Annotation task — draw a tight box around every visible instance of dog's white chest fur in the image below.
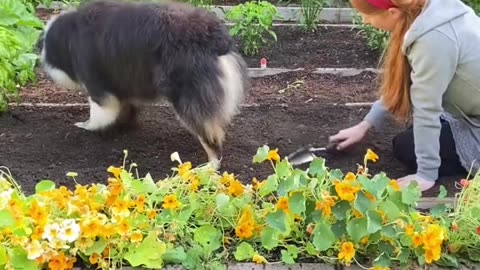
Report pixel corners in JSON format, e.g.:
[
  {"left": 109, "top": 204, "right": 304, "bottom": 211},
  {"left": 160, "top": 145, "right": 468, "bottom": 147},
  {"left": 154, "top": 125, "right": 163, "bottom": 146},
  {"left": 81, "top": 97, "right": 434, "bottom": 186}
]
[
  {"left": 40, "top": 49, "right": 80, "bottom": 91},
  {"left": 40, "top": 12, "right": 81, "bottom": 91}
]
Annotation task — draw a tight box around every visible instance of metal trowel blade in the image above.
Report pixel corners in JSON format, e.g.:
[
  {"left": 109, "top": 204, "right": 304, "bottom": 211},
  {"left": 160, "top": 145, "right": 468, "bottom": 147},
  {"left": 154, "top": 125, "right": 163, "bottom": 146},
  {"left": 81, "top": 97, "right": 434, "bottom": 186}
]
[
  {"left": 286, "top": 147, "right": 319, "bottom": 166},
  {"left": 286, "top": 142, "right": 339, "bottom": 166}
]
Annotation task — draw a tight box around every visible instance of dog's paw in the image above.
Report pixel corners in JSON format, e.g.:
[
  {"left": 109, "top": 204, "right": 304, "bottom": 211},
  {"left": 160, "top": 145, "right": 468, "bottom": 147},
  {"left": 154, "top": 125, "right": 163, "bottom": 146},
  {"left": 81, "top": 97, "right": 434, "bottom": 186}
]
[
  {"left": 74, "top": 121, "right": 88, "bottom": 129},
  {"left": 209, "top": 158, "right": 221, "bottom": 171},
  {"left": 74, "top": 120, "right": 98, "bottom": 131}
]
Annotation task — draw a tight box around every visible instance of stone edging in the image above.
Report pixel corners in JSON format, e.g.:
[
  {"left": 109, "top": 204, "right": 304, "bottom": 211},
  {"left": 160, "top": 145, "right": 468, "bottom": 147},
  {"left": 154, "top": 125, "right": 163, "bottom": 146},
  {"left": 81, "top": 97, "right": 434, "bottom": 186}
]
[
  {"left": 39, "top": 2, "right": 355, "bottom": 24},
  {"left": 213, "top": 6, "right": 354, "bottom": 23}
]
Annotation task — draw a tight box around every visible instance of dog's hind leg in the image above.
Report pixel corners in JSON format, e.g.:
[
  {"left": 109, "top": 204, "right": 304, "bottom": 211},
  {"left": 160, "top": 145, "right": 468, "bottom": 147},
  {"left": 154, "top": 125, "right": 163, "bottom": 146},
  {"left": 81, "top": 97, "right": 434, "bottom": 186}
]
[
  {"left": 174, "top": 111, "right": 225, "bottom": 169},
  {"left": 197, "top": 119, "right": 225, "bottom": 169},
  {"left": 115, "top": 101, "right": 140, "bottom": 130},
  {"left": 75, "top": 94, "right": 121, "bottom": 131}
]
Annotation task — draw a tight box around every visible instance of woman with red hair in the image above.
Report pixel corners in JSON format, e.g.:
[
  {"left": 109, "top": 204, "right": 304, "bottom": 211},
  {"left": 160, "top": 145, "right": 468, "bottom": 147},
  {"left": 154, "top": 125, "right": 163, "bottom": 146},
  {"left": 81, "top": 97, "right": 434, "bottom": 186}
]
[{"left": 329, "top": 0, "right": 480, "bottom": 192}]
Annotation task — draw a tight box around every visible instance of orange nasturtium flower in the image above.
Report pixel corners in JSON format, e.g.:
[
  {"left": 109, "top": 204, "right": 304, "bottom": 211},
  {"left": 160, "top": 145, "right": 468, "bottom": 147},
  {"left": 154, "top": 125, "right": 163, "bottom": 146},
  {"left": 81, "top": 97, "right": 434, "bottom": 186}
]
[
  {"left": 252, "top": 254, "right": 268, "bottom": 264},
  {"left": 267, "top": 149, "right": 280, "bottom": 162},
  {"left": 177, "top": 162, "right": 192, "bottom": 180},
  {"left": 364, "top": 149, "right": 379, "bottom": 163},
  {"left": 163, "top": 194, "right": 181, "bottom": 210},
  {"left": 338, "top": 241, "right": 355, "bottom": 265},
  {"left": 344, "top": 172, "right": 356, "bottom": 182},
  {"left": 389, "top": 180, "right": 401, "bottom": 191},
  {"left": 334, "top": 181, "right": 360, "bottom": 202},
  {"left": 235, "top": 206, "right": 256, "bottom": 240},
  {"left": 107, "top": 166, "right": 122, "bottom": 180},
  {"left": 315, "top": 195, "right": 336, "bottom": 217},
  {"left": 227, "top": 179, "right": 244, "bottom": 197},
  {"left": 275, "top": 197, "right": 289, "bottom": 213},
  {"left": 371, "top": 267, "right": 390, "bottom": 270},
  {"left": 130, "top": 232, "right": 143, "bottom": 243}
]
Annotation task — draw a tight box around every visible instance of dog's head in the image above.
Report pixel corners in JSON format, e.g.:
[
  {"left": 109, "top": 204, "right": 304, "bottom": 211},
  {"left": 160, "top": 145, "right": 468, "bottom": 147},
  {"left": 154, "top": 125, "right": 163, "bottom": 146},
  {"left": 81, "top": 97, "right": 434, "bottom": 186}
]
[
  {"left": 35, "top": 12, "right": 64, "bottom": 60},
  {"left": 35, "top": 9, "right": 82, "bottom": 91},
  {"left": 35, "top": 30, "right": 45, "bottom": 55}
]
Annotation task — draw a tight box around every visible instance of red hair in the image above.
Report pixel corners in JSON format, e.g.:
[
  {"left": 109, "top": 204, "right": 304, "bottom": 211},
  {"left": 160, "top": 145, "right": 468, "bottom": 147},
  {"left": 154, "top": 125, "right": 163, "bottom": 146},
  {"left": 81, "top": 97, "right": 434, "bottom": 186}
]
[{"left": 350, "top": 0, "right": 425, "bottom": 121}]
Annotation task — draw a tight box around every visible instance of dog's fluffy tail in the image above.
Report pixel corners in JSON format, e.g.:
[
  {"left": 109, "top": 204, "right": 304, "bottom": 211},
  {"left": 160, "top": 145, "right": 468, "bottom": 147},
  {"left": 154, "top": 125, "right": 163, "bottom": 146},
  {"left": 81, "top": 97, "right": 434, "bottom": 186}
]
[
  {"left": 216, "top": 51, "right": 250, "bottom": 124},
  {"left": 169, "top": 50, "right": 249, "bottom": 167}
]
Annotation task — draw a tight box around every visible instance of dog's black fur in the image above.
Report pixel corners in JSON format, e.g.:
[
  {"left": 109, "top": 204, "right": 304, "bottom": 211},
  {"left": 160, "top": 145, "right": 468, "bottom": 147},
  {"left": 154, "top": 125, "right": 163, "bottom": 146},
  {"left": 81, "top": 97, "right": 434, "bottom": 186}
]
[{"left": 38, "top": 0, "right": 249, "bottom": 166}]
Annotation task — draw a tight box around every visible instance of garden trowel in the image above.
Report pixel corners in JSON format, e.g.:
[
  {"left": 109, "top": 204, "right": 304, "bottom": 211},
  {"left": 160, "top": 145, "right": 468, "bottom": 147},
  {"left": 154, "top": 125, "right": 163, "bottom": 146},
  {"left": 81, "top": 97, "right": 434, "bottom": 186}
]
[{"left": 286, "top": 141, "right": 340, "bottom": 166}]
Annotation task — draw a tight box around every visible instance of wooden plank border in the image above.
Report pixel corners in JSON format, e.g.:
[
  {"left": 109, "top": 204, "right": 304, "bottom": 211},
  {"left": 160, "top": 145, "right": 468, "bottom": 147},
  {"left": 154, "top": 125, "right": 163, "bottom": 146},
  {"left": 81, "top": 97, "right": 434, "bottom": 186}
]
[
  {"left": 417, "top": 197, "right": 456, "bottom": 209},
  {"left": 72, "top": 261, "right": 478, "bottom": 270}
]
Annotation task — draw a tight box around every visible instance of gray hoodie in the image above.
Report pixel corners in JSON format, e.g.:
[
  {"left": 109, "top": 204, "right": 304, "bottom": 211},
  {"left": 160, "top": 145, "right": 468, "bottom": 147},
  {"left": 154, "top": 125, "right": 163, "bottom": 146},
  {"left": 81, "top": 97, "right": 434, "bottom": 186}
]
[{"left": 364, "top": 0, "right": 480, "bottom": 181}]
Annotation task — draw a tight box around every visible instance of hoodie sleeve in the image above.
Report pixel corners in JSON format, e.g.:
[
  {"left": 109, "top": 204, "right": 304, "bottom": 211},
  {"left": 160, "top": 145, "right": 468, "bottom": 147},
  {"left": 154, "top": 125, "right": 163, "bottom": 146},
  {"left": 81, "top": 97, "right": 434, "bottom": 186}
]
[
  {"left": 406, "top": 30, "right": 459, "bottom": 181},
  {"left": 364, "top": 98, "right": 391, "bottom": 131}
]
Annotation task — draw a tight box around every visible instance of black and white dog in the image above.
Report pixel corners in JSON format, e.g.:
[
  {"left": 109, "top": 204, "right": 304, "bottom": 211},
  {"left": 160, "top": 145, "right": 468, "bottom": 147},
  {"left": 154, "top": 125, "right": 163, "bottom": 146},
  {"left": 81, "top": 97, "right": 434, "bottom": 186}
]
[{"left": 37, "top": 0, "right": 249, "bottom": 167}]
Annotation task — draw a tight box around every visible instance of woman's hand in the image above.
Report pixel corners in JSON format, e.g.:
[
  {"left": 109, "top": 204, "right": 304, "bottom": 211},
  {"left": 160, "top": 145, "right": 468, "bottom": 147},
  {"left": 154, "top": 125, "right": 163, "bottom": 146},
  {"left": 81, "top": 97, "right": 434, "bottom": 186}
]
[{"left": 329, "top": 120, "right": 372, "bottom": 150}]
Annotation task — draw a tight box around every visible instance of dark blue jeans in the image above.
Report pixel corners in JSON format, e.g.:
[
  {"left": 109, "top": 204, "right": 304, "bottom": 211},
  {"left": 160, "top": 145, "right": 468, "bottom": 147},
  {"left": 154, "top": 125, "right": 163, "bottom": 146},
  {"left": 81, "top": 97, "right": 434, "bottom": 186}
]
[{"left": 392, "top": 120, "right": 467, "bottom": 177}]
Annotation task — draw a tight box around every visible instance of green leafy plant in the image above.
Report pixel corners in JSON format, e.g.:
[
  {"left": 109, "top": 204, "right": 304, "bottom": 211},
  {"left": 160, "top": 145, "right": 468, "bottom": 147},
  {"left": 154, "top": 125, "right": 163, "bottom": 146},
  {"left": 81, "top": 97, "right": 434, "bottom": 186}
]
[
  {"left": 225, "top": 1, "right": 281, "bottom": 56},
  {"left": 19, "top": 0, "right": 54, "bottom": 11},
  {"left": 352, "top": 11, "right": 389, "bottom": 51},
  {"left": 446, "top": 172, "right": 480, "bottom": 264},
  {"left": 323, "top": 0, "right": 350, "bottom": 7},
  {"left": 0, "top": 0, "right": 44, "bottom": 113},
  {"left": 351, "top": 0, "right": 480, "bottom": 51},
  {"left": 300, "top": 0, "right": 324, "bottom": 32},
  {"left": 2, "top": 146, "right": 477, "bottom": 270},
  {"left": 180, "top": 0, "right": 213, "bottom": 10},
  {"left": 462, "top": 0, "right": 480, "bottom": 14}
]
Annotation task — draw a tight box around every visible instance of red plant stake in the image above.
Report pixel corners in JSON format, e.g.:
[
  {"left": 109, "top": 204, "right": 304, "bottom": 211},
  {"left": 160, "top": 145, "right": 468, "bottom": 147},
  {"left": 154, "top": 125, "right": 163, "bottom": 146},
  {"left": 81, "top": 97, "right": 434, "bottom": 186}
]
[{"left": 260, "top": 58, "right": 267, "bottom": 68}]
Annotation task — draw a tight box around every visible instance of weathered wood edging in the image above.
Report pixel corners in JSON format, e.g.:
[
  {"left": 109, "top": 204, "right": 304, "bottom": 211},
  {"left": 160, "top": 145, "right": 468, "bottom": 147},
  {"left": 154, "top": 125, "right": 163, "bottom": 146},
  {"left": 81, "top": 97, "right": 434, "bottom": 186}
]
[
  {"left": 247, "top": 67, "right": 380, "bottom": 77},
  {"left": 71, "top": 262, "right": 479, "bottom": 270},
  {"left": 246, "top": 67, "right": 381, "bottom": 77}
]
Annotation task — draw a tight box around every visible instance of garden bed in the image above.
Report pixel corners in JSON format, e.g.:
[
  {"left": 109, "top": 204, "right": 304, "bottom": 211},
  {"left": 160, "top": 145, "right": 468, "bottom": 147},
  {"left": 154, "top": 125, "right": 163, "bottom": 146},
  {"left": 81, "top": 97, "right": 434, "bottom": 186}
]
[
  {"left": 4, "top": 66, "right": 464, "bottom": 203},
  {"left": 0, "top": 103, "right": 463, "bottom": 198}
]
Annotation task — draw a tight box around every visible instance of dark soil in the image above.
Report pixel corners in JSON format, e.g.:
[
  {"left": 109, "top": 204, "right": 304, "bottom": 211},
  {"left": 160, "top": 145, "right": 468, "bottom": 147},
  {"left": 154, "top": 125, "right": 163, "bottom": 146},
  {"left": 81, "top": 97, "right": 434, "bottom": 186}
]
[
  {"left": 19, "top": 69, "right": 380, "bottom": 105},
  {"left": 35, "top": 10, "right": 381, "bottom": 69},
  {"left": 0, "top": 104, "right": 463, "bottom": 198},
  {"left": 237, "top": 26, "right": 381, "bottom": 69}
]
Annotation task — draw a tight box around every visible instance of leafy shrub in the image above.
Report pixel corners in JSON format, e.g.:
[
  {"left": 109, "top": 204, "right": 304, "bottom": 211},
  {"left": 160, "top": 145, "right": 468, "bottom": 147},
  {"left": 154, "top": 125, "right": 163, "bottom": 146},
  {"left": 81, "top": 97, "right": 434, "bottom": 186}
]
[
  {"left": 18, "top": 0, "right": 48, "bottom": 11},
  {"left": 323, "top": 0, "right": 350, "bottom": 7},
  {"left": 180, "top": 0, "right": 213, "bottom": 9},
  {"left": 300, "top": 0, "right": 324, "bottom": 32},
  {"left": 462, "top": 0, "right": 480, "bottom": 14},
  {"left": 1, "top": 147, "right": 479, "bottom": 269},
  {"left": 225, "top": 1, "right": 281, "bottom": 56},
  {"left": 352, "top": 11, "right": 389, "bottom": 52},
  {"left": 353, "top": 0, "right": 479, "bottom": 52},
  {"left": 0, "top": 0, "right": 44, "bottom": 113},
  {"left": 447, "top": 176, "right": 480, "bottom": 263}
]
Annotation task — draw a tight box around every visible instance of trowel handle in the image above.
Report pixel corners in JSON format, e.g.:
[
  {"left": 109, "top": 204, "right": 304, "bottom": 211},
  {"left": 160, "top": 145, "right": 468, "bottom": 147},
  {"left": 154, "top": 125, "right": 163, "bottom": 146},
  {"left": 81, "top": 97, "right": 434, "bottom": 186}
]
[
  {"left": 325, "top": 141, "right": 339, "bottom": 151},
  {"left": 309, "top": 141, "right": 339, "bottom": 153}
]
